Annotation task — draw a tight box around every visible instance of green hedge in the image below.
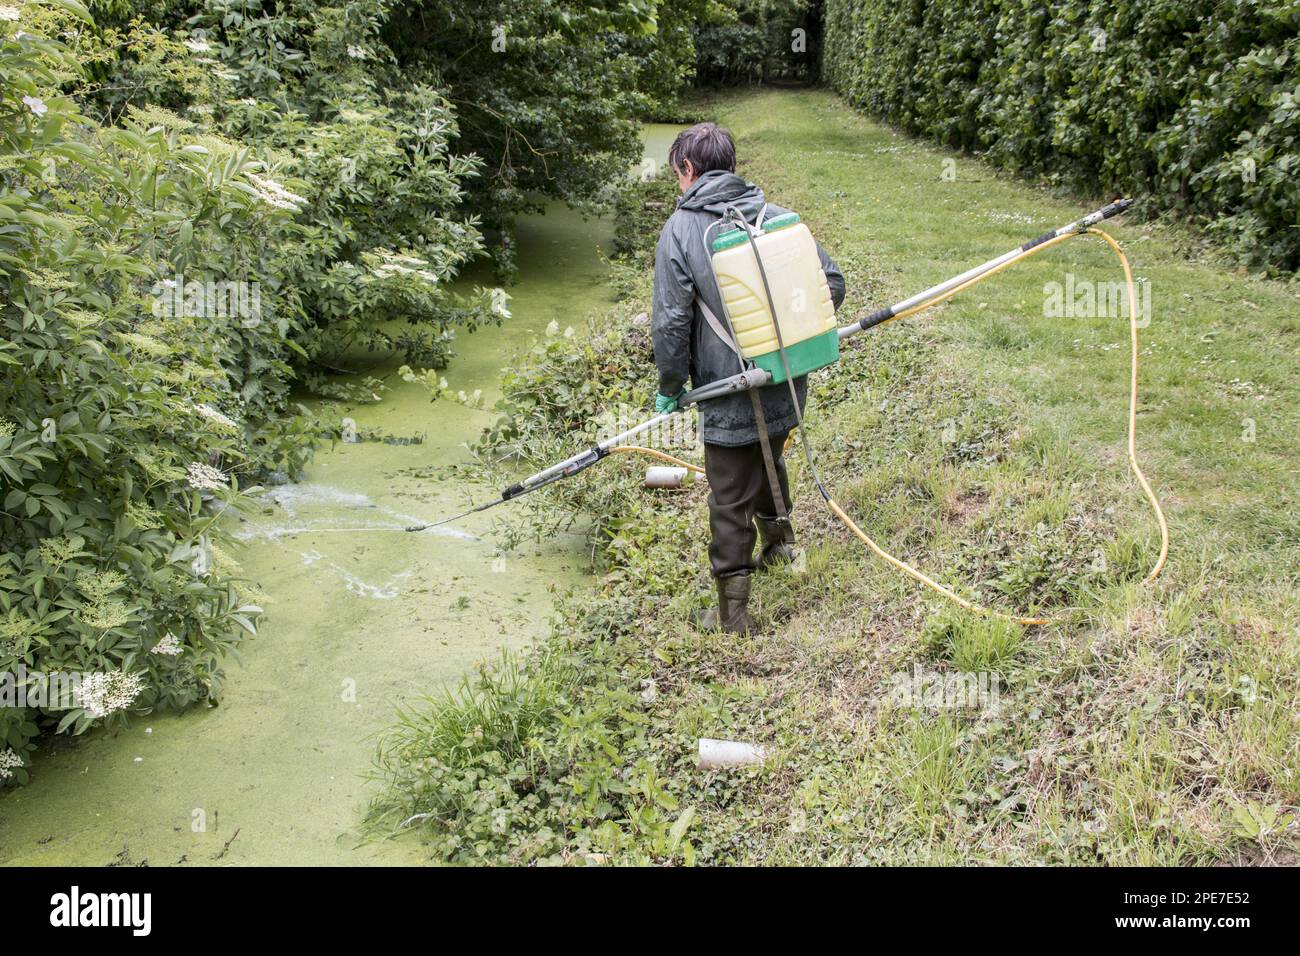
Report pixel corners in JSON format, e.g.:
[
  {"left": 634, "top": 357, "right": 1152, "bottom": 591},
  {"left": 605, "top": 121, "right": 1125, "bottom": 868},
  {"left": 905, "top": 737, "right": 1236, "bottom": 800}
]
[{"left": 823, "top": 0, "right": 1300, "bottom": 273}]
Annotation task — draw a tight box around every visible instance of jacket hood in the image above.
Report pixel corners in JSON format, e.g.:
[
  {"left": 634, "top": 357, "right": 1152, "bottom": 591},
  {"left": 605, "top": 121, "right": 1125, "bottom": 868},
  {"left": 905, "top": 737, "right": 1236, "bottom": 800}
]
[{"left": 676, "top": 170, "right": 767, "bottom": 219}]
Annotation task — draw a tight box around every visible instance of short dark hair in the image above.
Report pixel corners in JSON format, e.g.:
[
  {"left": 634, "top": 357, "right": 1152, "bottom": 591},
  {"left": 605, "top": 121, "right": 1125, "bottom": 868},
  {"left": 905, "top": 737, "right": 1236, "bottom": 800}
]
[{"left": 668, "top": 122, "right": 736, "bottom": 176}]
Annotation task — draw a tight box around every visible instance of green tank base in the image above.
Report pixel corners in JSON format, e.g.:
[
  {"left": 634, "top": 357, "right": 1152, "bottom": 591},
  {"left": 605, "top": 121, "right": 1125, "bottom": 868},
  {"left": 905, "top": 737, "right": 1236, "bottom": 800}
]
[{"left": 751, "top": 327, "right": 840, "bottom": 384}]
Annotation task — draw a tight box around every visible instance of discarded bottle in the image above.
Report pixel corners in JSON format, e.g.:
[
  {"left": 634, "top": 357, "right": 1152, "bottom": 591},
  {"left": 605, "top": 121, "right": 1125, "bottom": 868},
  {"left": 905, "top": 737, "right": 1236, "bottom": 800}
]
[
  {"left": 644, "top": 466, "right": 695, "bottom": 489},
  {"left": 697, "top": 738, "right": 768, "bottom": 770}
]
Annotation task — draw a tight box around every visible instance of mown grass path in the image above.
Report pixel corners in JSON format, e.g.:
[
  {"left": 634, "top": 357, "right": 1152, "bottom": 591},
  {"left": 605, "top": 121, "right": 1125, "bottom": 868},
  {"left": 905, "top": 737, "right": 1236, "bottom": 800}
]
[{"left": 698, "top": 88, "right": 1299, "bottom": 863}]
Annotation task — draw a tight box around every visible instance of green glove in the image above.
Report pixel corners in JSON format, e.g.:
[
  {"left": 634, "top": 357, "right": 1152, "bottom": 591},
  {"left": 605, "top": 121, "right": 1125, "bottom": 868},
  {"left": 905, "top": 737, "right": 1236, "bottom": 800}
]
[{"left": 655, "top": 389, "right": 686, "bottom": 414}]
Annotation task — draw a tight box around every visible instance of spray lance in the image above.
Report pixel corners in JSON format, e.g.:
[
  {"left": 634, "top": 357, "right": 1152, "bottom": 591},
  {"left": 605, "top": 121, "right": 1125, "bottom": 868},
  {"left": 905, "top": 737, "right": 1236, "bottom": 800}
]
[
  {"left": 404, "top": 367, "right": 770, "bottom": 530},
  {"left": 406, "top": 199, "right": 1166, "bottom": 626}
]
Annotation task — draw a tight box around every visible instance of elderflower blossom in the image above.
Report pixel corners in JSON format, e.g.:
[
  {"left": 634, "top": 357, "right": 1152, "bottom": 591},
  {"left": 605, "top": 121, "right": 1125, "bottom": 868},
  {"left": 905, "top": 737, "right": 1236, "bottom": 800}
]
[
  {"left": 151, "top": 633, "right": 183, "bottom": 657},
  {"left": 371, "top": 252, "right": 439, "bottom": 284},
  {"left": 245, "top": 172, "right": 306, "bottom": 211},
  {"left": 346, "top": 45, "right": 367, "bottom": 59},
  {"left": 77, "top": 671, "right": 146, "bottom": 719},
  {"left": 125, "top": 499, "right": 162, "bottom": 530},
  {"left": 186, "top": 461, "right": 227, "bottom": 491},
  {"left": 82, "top": 600, "right": 131, "bottom": 630},
  {"left": 0, "top": 614, "right": 37, "bottom": 658},
  {"left": 38, "top": 536, "right": 80, "bottom": 571},
  {"left": 0, "top": 7, "right": 20, "bottom": 22},
  {"left": 0, "top": 613, "right": 38, "bottom": 645},
  {"left": 194, "top": 403, "right": 238, "bottom": 432},
  {"left": 0, "top": 748, "right": 22, "bottom": 782},
  {"left": 0, "top": 417, "right": 16, "bottom": 439},
  {"left": 78, "top": 569, "right": 125, "bottom": 603}
]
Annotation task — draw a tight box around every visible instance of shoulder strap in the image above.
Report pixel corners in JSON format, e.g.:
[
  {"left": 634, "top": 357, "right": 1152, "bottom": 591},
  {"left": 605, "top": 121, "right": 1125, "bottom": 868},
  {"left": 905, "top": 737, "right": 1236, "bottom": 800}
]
[
  {"left": 697, "top": 209, "right": 763, "bottom": 373},
  {"left": 698, "top": 297, "right": 743, "bottom": 359}
]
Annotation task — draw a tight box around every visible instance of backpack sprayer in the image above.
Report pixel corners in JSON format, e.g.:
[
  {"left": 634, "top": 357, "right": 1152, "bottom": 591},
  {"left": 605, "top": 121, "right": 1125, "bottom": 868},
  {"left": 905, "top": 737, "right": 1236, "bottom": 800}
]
[{"left": 409, "top": 199, "right": 1168, "bottom": 626}]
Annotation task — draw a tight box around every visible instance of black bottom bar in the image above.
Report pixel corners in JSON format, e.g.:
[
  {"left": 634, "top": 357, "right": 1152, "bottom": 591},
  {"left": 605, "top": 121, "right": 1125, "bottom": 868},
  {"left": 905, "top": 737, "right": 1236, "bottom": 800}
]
[{"left": 5, "top": 863, "right": 1279, "bottom": 941}]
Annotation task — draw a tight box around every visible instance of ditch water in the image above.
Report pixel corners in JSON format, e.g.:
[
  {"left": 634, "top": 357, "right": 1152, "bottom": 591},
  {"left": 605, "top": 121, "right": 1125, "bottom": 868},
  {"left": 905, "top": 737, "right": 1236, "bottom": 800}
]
[{"left": 0, "top": 126, "right": 683, "bottom": 866}]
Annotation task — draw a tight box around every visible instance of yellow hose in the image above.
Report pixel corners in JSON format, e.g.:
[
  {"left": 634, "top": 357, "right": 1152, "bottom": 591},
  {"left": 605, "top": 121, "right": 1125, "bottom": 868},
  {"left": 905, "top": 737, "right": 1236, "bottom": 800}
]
[
  {"left": 612, "top": 445, "right": 705, "bottom": 474},
  {"left": 1088, "top": 228, "right": 1169, "bottom": 582},
  {"left": 615, "top": 226, "right": 1167, "bottom": 626}
]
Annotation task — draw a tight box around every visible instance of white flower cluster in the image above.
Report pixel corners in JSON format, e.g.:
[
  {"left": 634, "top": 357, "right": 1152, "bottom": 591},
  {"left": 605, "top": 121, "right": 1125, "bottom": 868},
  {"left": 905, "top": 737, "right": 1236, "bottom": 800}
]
[
  {"left": 151, "top": 633, "right": 183, "bottom": 656},
  {"left": 0, "top": 7, "right": 21, "bottom": 23},
  {"left": 490, "top": 287, "right": 512, "bottom": 318},
  {"left": 194, "top": 403, "right": 238, "bottom": 431},
  {"left": 346, "top": 44, "right": 367, "bottom": 59},
  {"left": 0, "top": 748, "right": 22, "bottom": 782},
  {"left": 245, "top": 172, "right": 306, "bottom": 212},
  {"left": 77, "top": 671, "right": 145, "bottom": 720},
  {"left": 186, "top": 461, "right": 227, "bottom": 491},
  {"left": 184, "top": 37, "right": 211, "bottom": 53},
  {"left": 371, "top": 252, "right": 439, "bottom": 284}
]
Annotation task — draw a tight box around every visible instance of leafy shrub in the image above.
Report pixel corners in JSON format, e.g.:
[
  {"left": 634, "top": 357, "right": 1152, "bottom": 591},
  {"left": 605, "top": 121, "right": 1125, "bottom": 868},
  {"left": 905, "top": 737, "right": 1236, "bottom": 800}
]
[
  {"left": 1, "top": 2, "right": 286, "bottom": 780},
  {"left": 695, "top": 0, "right": 820, "bottom": 86},
  {"left": 381, "top": 0, "right": 667, "bottom": 277},
  {"left": 822, "top": 0, "right": 1300, "bottom": 273},
  {"left": 0, "top": 0, "right": 507, "bottom": 783},
  {"left": 95, "top": 0, "right": 500, "bottom": 375}
]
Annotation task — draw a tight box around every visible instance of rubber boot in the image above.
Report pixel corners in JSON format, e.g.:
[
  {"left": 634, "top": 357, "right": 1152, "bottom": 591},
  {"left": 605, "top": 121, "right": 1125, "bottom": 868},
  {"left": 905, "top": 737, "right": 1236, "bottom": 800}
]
[
  {"left": 699, "top": 573, "right": 754, "bottom": 634},
  {"left": 755, "top": 513, "right": 797, "bottom": 570}
]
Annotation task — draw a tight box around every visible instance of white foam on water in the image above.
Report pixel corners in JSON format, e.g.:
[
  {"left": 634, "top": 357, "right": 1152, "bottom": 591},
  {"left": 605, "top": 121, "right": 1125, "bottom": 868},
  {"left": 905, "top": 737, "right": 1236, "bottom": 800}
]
[
  {"left": 335, "top": 566, "right": 413, "bottom": 600},
  {"left": 236, "top": 482, "right": 477, "bottom": 541},
  {"left": 265, "top": 483, "right": 374, "bottom": 517}
]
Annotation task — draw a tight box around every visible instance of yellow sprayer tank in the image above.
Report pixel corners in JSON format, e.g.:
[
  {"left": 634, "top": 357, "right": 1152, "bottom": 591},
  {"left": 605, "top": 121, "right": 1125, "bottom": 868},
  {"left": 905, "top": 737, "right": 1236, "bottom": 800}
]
[{"left": 710, "top": 212, "right": 838, "bottom": 383}]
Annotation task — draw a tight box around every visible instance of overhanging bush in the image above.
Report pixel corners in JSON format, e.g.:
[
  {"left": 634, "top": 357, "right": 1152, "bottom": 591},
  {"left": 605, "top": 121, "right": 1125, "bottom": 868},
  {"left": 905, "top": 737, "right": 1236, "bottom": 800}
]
[
  {"left": 822, "top": 0, "right": 1300, "bottom": 273},
  {"left": 1, "top": 0, "right": 494, "bottom": 782},
  {"left": 1, "top": 1, "right": 287, "bottom": 782}
]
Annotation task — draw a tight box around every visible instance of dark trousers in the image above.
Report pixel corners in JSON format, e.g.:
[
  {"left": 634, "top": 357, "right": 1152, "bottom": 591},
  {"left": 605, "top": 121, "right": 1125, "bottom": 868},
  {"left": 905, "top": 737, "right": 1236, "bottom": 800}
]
[{"left": 703, "top": 432, "right": 791, "bottom": 578}]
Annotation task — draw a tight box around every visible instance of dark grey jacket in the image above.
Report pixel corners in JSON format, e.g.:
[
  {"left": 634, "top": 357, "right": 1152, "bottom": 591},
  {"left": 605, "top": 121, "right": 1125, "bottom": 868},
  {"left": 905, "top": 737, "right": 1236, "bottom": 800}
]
[{"left": 651, "top": 170, "right": 846, "bottom": 446}]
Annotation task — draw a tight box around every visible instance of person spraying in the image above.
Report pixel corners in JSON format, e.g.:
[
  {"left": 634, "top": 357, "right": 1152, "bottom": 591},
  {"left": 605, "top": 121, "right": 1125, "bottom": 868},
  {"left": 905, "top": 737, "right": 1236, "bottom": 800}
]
[{"left": 651, "top": 123, "right": 846, "bottom": 633}]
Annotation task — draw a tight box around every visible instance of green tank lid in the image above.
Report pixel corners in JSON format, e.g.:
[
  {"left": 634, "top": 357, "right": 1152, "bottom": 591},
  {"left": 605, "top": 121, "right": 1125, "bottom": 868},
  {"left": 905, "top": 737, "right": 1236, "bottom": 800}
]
[
  {"left": 710, "top": 228, "right": 750, "bottom": 252},
  {"left": 762, "top": 212, "right": 801, "bottom": 232}
]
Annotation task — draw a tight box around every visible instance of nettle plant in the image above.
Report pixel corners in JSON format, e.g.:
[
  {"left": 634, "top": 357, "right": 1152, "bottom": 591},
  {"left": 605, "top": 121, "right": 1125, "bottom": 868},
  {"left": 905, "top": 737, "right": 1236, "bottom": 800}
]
[{"left": 0, "top": 4, "right": 300, "bottom": 782}]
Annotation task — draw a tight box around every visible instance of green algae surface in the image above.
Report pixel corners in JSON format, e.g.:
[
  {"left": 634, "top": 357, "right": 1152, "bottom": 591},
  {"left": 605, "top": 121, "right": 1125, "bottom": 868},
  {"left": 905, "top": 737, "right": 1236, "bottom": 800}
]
[
  {"left": 0, "top": 211, "right": 602, "bottom": 866},
  {"left": 0, "top": 126, "right": 680, "bottom": 866}
]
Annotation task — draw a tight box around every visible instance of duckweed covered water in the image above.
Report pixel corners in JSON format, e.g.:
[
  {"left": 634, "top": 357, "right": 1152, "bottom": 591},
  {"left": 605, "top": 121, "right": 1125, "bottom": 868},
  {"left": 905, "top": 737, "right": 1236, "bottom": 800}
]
[{"left": 0, "top": 126, "right": 680, "bottom": 866}]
